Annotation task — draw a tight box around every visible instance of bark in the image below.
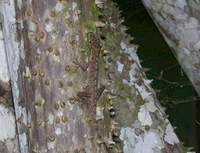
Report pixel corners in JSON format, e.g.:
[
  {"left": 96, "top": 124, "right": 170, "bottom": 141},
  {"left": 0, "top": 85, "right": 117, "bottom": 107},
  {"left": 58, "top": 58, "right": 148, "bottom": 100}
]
[
  {"left": 142, "top": 0, "right": 200, "bottom": 96},
  {"left": 1, "top": 0, "right": 184, "bottom": 152},
  {"left": 0, "top": 20, "right": 20, "bottom": 152}
]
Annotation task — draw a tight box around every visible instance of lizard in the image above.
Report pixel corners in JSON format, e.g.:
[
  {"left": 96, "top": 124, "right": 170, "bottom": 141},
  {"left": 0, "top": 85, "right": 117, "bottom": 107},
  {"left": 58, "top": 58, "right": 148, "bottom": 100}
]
[
  {"left": 74, "top": 32, "right": 117, "bottom": 152},
  {"left": 87, "top": 32, "right": 104, "bottom": 116},
  {"left": 74, "top": 32, "right": 105, "bottom": 117}
]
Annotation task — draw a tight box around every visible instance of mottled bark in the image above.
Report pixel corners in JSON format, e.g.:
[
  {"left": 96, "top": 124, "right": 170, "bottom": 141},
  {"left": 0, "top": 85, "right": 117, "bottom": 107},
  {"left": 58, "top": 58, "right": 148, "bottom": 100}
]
[
  {"left": 0, "top": 20, "right": 20, "bottom": 153},
  {"left": 1, "top": 0, "right": 184, "bottom": 153},
  {"left": 142, "top": 0, "right": 200, "bottom": 97},
  {"left": 1, "top": 1, "right": 29, "bottom": 152}
]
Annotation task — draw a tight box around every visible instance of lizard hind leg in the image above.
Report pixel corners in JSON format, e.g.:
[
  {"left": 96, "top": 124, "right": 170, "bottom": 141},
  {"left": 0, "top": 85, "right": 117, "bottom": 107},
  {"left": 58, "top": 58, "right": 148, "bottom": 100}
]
[
  {"left": 73, "top": 59, "right": 89, "bottom": 71},
  {"left": 97, "top": 85, "right": 106, "bottom": 101}
]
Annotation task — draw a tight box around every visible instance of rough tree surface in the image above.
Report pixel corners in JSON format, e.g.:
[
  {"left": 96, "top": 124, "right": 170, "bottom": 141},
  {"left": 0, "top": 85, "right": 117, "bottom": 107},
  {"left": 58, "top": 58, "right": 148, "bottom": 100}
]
[
  {"left": 142, "top": 0, "right": 200, "bottom": 96},
  {"left": 0, "top": 0, "right": 184, "bottom": 153},
  {"left": 0, "top": 23, "right": 20, "bottom": 152}
]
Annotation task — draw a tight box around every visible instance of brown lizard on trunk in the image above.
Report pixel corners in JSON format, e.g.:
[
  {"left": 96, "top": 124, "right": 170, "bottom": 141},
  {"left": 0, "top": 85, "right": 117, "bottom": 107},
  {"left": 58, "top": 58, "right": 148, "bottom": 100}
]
[
  {"left": 74, "top": 32, "right": 105, "bottom": 117},
  {"left": 87, "top": 32, "right": 103, "bottom": 116},
  {"left": 74, "top": 32, "right": 113, "bottom": 152}
]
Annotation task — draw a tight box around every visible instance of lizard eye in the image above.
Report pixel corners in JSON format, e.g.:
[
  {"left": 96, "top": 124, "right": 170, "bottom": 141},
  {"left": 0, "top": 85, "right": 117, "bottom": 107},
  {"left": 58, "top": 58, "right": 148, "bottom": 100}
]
[
  {"left": 100, "top": 35, "right": 106, "bottom": 40},
  {"left": 109, "top": 107, "right": 116, "bottom": 118}
]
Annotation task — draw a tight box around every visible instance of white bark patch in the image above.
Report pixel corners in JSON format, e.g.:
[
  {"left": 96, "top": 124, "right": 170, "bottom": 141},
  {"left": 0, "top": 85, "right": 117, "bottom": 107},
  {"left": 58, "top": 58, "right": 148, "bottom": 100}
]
[
  {"left": 47, "top": 142, "right": 55, "bottom": 150},
  {"left": 73, "top": 10, "right": 79, "bottom": 22},
  {"left": 17, "top": 0, "right": 23, "bottom": 9},
  {"left": 134, "top": 131, "right": 163, "bottom": 153},
  {"left": 72, "top": 2, "right": 77, "bottom": 10},
  {"left": 96, "top": 107, "right": 104, "bottom": 120},
  {"left": 129, "top": 63, "right": 138, "bottom": 84},
  {"left": 122, "top": 79, "right": 129, "bottom": 85},
  {"left": 142, "top": 0, "right": 152, "bottom": 8},
  {"left": 135, "top": 84, "right": 151, "bottom": 100},
  {"left": 143, "top": 79, "right": 152, "bottom": 87},
  {"left": 65, "top": 30, "right": 69, "bottom": 35},
  {"left": 120, "top": 127, "right": 137, "bottom": 153},
  {"left": 95, "top": 21, "right": 106, "bottom": 28},
  {"left": 24, "top": 66, "right": 31, "bottom": 78},
  {"left": 0, "top": 105, "right": 16, "bottom": 141},
  {"left": 45, "top": 22, "right": 54, "bottom": 32},
  {"left": 138, "top": 105, "right": 152, "bottom": 126},
  {"left": 194, "top": 40, "right": 200, "bottom": 51},
  {"left": 95, "top": 0, "right": 104, "bottom": 8},
  {"left": 145, "top": 95, "right": 154, "bottom": 104},
  {"left": 120, "top": 41, "right": 140, "bottom": 65},
  {"left": 120, "top": 41, "right": 127, "bottom": 50},
  {"left": 0, "top": 30, "right": 9, "bottom": 82},
  {"left": 75, "top": 35, "right": 79, "bottom": 42},
  {"left": 145, "top": 102, "right": 157, "bottom": 112},
  {"left": 164, "top": 124, "right": 179, "bottom": 145},
  {"left": 116, "top": 61, "right": 124, "bottom": 73},
  {"left": 57, "top": 111, "right": 63, "bottom": 117},
  {"left": 48, "top": 113, "right": 54, "bottom": 125},
  {"left": 175, "top": 0, "right": 187, "bottom": 8},
  {"left": 120, "top": 127, "right": 163, "bottom": 153},
  {"left": 55, "top": 128, "right": 62, "bottom": 135},
  {"left": 28, "top": 21, "right": 37, "bottom": 33},
  {"left": 184, "top": 17, "right": 199, "bottom": 29},
  {"left": 55, "top": 1, "right": 63, "bottom": 12},
  {"left": 51, "top": 54, "right": 60, "bottom": 63}
]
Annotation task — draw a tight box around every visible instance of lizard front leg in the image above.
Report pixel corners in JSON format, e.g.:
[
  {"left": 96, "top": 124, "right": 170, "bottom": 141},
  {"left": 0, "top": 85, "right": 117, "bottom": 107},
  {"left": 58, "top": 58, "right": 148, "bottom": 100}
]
[
  {"left": 73, "top": 59, "right": 89, "bottom": 71},
  {"left": 97, "top": 84, "right": 105, "bottom": 101}
]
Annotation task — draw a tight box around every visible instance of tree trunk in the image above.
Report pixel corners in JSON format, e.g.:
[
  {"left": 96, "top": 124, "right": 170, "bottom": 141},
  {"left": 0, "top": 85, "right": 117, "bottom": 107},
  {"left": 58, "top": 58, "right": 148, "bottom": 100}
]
[
  {"left": 142, "top": 0, "right": 200, "bottom": 96},
  {"left": 1, "top": 0, "right": 184, "bottom": 152},
  {"left": 0, "top": 21, "right": 20, "bottom": 152}
]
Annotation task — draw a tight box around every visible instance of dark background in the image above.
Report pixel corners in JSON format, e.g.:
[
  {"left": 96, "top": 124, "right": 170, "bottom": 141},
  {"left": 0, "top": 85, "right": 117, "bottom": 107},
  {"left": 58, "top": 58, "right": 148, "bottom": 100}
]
[{"left": 114, "top": 0, "right": 198, "bottom": 151}]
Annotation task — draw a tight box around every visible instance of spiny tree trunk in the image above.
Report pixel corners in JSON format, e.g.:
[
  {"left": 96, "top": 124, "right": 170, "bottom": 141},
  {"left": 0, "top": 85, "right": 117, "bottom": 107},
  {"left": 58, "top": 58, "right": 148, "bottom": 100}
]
[
  {"left": 142, "top": 0, "right": 200, "bottom": 97},
  {"left": 1, "top": 0, "right": 184, "bottom": 152}
]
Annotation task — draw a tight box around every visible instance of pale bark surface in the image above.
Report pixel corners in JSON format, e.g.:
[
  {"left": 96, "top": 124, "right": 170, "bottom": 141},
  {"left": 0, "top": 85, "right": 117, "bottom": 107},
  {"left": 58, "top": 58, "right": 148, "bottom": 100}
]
[
  {"left": 1, "top": 0, "right": 184, "bottom": 153},
  {"left": 142, "top": 0, "right": 200, "bottom": 96},
  {"left": 0, "top": 22, "right": 20, "bottom": 152}
]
